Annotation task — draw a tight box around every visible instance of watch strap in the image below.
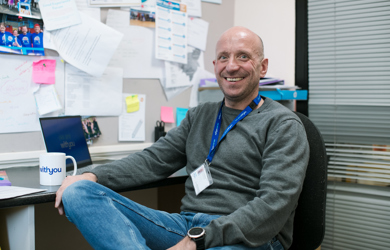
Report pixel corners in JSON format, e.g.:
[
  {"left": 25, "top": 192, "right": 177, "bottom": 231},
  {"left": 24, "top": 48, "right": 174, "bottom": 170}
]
[{"left": 192, "top": 235, "right": 205, "bottom": 250}]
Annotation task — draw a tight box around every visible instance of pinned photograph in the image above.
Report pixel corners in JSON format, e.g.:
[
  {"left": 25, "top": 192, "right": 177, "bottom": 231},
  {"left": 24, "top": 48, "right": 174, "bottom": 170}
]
[
  {"left": 81, "top": 116, "right": 102, "bottom": 144},
  {"left": 0, "top": 0, "right": 42, "bottom": 19},
  {"left": 0, "top": 13, "right": 45, "bottom": 56},
  {"left": 130, "top": 8, "right": 155, "bottom": 28}
]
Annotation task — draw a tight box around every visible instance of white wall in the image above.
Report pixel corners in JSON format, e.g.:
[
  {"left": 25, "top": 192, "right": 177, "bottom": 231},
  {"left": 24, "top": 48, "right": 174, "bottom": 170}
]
[{"left": 234, "top": 0, "right": 296, "bottom": 86}]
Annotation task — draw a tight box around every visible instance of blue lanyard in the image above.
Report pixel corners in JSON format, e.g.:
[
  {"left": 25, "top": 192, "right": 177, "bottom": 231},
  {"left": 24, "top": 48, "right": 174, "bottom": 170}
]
[{"left": 206, "top": 94, "right": 261, "bottom": 164}]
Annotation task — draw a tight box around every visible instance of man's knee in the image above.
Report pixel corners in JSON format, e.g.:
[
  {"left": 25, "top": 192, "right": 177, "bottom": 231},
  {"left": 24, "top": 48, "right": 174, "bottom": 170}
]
[{"left": 62, "top": 180, "right": 98, "bottom": 210}]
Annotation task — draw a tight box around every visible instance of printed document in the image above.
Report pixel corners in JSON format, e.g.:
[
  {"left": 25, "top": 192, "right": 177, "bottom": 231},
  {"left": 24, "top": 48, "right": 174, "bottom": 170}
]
[
  {"left": 39, "top": 0, "right": 82, "bottom": 31},
  {"left": 187, "top": 18, "right": 209, "bottom": 51},
  {"left": 88, "top": 0, "right": 141, "bottom": 7},
  {"left": 49, "top": 12, "right": 123, "bottom": 77},
  {"left": 156, "top": 0, "right": 188, "bottom": 64},
  {"left": 65, "top": 64, "right": 123, "bottom": 116},
  {"left": 76, "top": 0, "right": 101, "bottom": 21},
  {"left": 181, "top": 0, "right": 202, "bottom": 17}
]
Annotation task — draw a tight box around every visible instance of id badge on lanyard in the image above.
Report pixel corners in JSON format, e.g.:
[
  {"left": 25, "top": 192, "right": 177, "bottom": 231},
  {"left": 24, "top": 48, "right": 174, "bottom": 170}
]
[
  {"left": 190, "top": 94, "right": 261, "bottom": 195},
  {"left": 191, "top": 161, "right": 213, "bottom": 195}
]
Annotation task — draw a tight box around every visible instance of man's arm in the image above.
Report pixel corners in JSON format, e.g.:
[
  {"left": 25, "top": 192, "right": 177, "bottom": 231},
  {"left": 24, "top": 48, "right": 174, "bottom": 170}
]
[{"left": 88, "top": 107, "right": 196, "bottom": 190}]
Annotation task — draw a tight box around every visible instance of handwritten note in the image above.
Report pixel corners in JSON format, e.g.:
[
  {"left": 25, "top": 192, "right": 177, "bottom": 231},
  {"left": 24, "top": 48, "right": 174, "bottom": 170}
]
[
  {"left": 126, "top": 95, "right": 140, "bottom": 113},
  {"left": 32, "top": 60, "right": 56, "bottom": 84},
  {"left": 161, "top": 106, "right": 175, "bottom": 123}
]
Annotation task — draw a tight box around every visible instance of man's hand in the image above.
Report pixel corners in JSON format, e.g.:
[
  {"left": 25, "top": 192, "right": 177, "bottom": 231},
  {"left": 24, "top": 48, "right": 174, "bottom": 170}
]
[
  {"left": 55, "top": 173, "right": 97, "bottom": 216},
  {"left": 167, "top": 236, "right": 196, "bottom": 250}
]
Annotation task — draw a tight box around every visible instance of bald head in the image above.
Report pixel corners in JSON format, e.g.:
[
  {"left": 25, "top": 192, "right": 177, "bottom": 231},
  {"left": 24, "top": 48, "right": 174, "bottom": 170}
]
[{"left": 216, "top": 26, "right": 264, "bottom": 61}]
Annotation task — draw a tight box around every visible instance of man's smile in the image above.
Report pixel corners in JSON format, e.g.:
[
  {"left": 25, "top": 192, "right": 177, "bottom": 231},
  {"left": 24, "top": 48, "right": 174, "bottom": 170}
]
[{"left": 225, "top": 77, "right": 245, "bottom": 82}]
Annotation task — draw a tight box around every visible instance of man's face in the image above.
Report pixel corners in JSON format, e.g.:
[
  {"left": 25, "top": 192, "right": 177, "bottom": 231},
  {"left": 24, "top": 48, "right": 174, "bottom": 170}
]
[
  {"left": 22, "top": 27, "right": 27, "bottom": 34},
  {"left": 213, "top": 28, "right": 268, "bottom": 107},
  {"left": 0, "top": 25, "right": 5, "bottom": 33},
  {"left": 34, "top": 26, "right": 40, "bottom": 33}
]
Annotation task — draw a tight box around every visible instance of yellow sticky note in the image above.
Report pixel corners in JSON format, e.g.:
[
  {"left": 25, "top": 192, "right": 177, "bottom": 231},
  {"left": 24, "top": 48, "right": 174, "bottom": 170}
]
[{"left": 126, "top": 95, "right": 140, "bottom": 113}]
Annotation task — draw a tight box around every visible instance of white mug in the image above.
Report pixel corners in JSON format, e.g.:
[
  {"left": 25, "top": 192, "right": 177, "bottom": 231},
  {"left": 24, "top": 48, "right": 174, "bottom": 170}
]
[{"left": 39, "top": 153, "right": 77, "bottom": 186}]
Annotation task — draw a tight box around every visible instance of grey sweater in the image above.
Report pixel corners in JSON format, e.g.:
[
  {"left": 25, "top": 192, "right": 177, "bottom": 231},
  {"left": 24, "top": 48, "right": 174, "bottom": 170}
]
[{"left": 90, "top": 97, "right": 309, "bottom": 249}]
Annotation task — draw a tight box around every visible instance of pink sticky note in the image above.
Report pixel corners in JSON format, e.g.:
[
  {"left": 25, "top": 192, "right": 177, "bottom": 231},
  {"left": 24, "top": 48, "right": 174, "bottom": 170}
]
[
  {"left": 32, "top": 59, "right": 56, "bottom": 84},
  {"left": 161, "top": 106, "right": 175, "bottom": 123}
]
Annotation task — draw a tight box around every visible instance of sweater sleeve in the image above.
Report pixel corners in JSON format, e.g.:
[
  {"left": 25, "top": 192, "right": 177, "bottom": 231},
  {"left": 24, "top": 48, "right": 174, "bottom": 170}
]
[
  {"left": 203, "top": 119, "right": 310, "bottom": 248},
  {"left": 89, "top": 108, "right": 194, "bottom": 190}
]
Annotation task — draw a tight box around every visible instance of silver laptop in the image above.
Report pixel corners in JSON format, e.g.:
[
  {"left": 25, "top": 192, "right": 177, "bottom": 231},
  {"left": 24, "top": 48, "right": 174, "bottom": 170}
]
[{"left": 39, "top": 116, "right": 98, "bottom": 175}]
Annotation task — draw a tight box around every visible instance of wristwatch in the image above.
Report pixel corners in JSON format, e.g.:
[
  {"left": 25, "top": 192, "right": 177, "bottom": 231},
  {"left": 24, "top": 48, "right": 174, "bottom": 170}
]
[{"left": 187, "top": 227, "right": 206, "bottom": 250}]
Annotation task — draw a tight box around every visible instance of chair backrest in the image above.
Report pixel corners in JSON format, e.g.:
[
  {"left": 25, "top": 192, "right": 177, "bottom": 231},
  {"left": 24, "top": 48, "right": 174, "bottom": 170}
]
[{"left": 289, "top": 112, "right": 328, "bottom": 250}]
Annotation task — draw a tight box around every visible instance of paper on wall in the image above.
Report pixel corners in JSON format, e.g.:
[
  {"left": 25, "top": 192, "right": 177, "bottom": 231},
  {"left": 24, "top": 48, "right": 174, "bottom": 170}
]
[
  {"left": 49, "top": 12, "right": 123, "bottom": 77},
  {"left": 76, "top": 0, "right": 101, "bottom": 21},
  {"left": 88, "top": 0, "right": 141, "bottom": 7},
  {"left": 0, "top": 55, "right": 65, "bottom": 134},
  {"left": 155, "top": 0, "right": 188, "bottom": 64},
  {"left": 201, "top": 0, "right": 221, "bottom": 4},
  {"left": 165, "top": 45, "right": 204, "bottom": 88},
  {"left": 64, "top": 64, "right": 123, "bottom": 116},
  {"left": 106, "top": 9, "right": 164, "bottom": 79},
  {"left": 181, "top": 0, "right": 202, "bottom": 17},
  {"left": 160, "top": 77, "right": 191, "bottom": 101},
  {"left": 39, "top": 0, "right": 82, "bottom": 31},
  {"left": 187, "top": 17, "right": 208, "bottom": 51},
  {"left": 119, "top": 93, "right": 146, "bottom": 141},
  {"left": 34, "top": 84, "right": 62, "bottom": 115}
]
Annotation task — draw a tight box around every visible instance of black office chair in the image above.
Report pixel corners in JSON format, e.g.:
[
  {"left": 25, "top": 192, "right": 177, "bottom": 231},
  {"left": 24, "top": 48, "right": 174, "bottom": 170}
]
[{"left": 289, "top": 112, "right": 328, "bottom": 250}]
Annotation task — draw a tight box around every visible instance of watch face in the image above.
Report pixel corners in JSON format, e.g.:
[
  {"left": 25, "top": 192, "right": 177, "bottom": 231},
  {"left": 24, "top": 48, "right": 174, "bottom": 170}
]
[{"left": 188, "top": 227, "right": 205, "bottom": 238}]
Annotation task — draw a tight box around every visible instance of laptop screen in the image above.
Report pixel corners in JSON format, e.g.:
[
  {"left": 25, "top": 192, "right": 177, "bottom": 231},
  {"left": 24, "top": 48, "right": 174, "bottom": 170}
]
[{"left": 39, "top": 116, "right": 93, "bottom": 170}]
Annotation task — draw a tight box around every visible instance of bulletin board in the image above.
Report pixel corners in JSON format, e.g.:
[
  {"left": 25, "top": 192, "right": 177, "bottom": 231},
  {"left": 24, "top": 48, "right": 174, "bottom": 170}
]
[{"left": 0, "top": 2, "right": 235, "bottom": 154}]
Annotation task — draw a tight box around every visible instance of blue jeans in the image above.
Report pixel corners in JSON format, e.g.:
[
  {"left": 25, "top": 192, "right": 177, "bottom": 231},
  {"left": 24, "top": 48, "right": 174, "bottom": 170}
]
[{"left": 62, "top": 180, "right": 284, "bottom": 250}]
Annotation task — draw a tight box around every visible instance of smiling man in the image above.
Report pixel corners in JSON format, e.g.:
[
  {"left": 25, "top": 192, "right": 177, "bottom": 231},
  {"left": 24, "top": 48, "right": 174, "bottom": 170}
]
[
  {"left": 56, "top": 26, "right": 309, "bottom": 250},
  {"left": 214, "top": 27, "right": 267, "bottom": 110}
]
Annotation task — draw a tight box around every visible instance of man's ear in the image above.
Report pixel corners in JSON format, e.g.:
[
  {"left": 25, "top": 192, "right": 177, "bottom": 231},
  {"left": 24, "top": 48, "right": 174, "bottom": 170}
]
[
  {"left": 213, "top": 60, "right": 216, "bottom": 66},
  {"left": 259, "top": 58, "right": 269, "bottom": 78}
]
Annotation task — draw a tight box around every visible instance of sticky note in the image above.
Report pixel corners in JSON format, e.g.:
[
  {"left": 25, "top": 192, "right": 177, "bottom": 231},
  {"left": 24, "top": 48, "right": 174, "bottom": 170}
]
[
  {"left": 32, "top": 59, "right": 56, "bottom": 84},
  {"left": 161, "top": 106, "right": 175, "bottom": 123},
  {"left": 126, "top": 95, "right": 140, "bottom": 113},
  {"left": 176, "top": 107, "right": 188, "bottom": 126}
]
